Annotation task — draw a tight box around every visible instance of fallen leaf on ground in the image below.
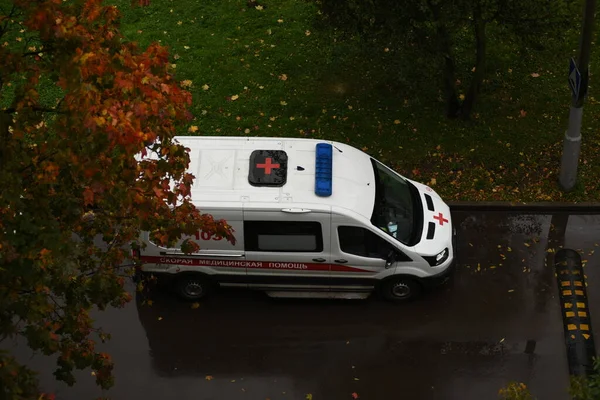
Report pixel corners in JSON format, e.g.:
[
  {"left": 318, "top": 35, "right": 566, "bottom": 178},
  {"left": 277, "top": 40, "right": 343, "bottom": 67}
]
[
  {"left": 191, "top": 302, "right": 200, "bottom": 309},
  {"left": 531, "top": 72, "right": 540, "bottom": 77},
  {"left": 508, "top": 289, "right": 515, "bottom": 293},
  {"left": 306, "top": 394, "right": 313, "bottom": 400},
  {"left": 351, "top": 393, "right": 359, "bottom": 399},
  {"left": 206, "top": 375, "right": 214, "bottom": 381}
]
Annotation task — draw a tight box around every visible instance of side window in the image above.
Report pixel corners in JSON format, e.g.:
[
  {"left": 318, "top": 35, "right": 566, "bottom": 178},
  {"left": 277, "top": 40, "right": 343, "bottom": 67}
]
[
  {"left": 244, "top": 221, "right": 323, "bottom": 252},
  {"left": 338, "top": 226, "right": 411, "bottom": 261}
]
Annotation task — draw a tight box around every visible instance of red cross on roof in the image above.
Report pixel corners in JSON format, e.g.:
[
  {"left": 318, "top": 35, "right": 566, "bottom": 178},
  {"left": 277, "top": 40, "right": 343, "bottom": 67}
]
[{"left": 256, "top": 158, "right": 280, "bottom": 175}]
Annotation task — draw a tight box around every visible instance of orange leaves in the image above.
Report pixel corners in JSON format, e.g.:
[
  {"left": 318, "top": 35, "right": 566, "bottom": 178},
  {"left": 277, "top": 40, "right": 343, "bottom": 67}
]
[
  {"left": 1, "top": 0, "right": 235, "bottom": 393},
  {"left": 83, "top": 188, "right": 94, "bottom": 206},
  {"left": 153, "top": 187, "right": 165, "bottom": 198},
  {"left": 94, "top": 116, "right": 106, "bottom": 127},
  {"left": 114, "top": 73, "right": 135, "bottom": 93},
  {"left": 78, "top": 52, "right": 95, "bottom": 64},
  {"left": 41, "top": 162, "right": 59, "bottom": 182}
]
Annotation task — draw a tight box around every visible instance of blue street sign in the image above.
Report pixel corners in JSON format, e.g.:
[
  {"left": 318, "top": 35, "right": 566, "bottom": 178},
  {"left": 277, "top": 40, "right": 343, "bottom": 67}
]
[{"left": 569, "top": 57, "right": 582, "bottom": 100}]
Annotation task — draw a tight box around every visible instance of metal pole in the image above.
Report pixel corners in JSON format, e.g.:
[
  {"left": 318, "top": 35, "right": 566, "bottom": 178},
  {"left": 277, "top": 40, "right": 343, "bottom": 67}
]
[{"left": 559, "top": 0, "right": 596, "bottom": 191}]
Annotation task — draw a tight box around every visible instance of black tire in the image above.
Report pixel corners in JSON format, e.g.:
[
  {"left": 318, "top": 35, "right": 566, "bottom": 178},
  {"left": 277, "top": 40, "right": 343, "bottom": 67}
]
[
  {"left": 379, "top": 277, "right": 422, "bottom": 302},
  {"left": 174, "top": 274, "right": 214, "bottom": 301}
]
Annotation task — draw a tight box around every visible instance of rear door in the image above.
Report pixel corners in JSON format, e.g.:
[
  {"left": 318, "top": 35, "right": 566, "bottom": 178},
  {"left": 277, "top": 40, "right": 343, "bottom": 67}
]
[
  {"left": 243, "top": 208, "right": 331, "bottom": 292},
  {"left": 139, "top": 208, "right": 247, "bottom": 286}
]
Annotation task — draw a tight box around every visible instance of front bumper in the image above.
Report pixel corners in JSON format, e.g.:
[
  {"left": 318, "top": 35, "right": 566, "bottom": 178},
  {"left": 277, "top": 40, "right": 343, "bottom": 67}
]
[{"left": 419, "top": 227, "right": 457, "bottom": 288}]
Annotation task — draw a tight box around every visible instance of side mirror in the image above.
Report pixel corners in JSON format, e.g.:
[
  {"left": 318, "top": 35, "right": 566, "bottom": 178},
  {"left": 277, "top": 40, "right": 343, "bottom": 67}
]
[{"left": 385, "top": 250, "right": 397, "bottom": 268}]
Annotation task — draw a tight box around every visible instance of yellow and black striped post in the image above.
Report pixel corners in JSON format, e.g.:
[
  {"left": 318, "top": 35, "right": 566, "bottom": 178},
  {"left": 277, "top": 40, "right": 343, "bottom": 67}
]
[{"left": 554, "top": 248, "right": 597, "bottom": 377}]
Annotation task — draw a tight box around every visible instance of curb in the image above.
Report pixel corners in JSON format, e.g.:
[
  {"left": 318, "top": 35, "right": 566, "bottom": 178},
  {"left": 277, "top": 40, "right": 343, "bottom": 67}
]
[{"left": 448, "top": 201, "right": 600, "bottom": 213}]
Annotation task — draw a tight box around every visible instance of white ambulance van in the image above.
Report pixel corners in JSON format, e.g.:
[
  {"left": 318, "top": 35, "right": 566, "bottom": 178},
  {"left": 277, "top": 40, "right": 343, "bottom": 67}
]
[{"left": 135, "top": 136, "right": 456, "bottom": 302}]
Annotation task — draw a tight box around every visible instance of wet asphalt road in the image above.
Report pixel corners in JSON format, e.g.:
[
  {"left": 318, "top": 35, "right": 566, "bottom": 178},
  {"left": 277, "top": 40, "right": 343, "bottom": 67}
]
[{"left": 6, "top": 211, "right": 600, "bottom": 400}]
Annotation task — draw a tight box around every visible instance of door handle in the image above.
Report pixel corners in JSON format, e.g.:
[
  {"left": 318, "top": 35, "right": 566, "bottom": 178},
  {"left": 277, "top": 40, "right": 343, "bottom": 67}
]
[
  {"left": 312, "top": 258, "right": 326, "bottom": 262},
  {"left": 334, "top": 259, "right": 348, "bottom": 263}
]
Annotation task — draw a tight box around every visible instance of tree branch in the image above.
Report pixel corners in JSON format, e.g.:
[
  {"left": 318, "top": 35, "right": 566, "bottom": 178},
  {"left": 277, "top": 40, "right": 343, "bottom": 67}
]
[
  {"left": 0, "top": 4, "right": 19, "bottom": 41},
  {"left": 22, "top": 50, "right": 49, "bottom": 57},
  {"left": 3, "top": 105, "right": 66, "bottom": 114},
  {"left": 18, "top": 149, "right": 60, "bottom": 174}
]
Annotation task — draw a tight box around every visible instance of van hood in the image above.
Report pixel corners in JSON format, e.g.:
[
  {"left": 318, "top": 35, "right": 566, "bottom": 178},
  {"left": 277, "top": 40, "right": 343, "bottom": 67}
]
[{"left": 406, "top": 179, "right": 453, "bottom": 256}]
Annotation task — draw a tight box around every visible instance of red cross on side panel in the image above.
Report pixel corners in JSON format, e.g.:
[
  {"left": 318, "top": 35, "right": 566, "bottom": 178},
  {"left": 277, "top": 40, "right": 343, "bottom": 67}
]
[
  {"left": 256, "top": 158, "right": 280, "bottom": 174},
  {"left": 433, "top": 212, "right": 449, "bottom": 226}
]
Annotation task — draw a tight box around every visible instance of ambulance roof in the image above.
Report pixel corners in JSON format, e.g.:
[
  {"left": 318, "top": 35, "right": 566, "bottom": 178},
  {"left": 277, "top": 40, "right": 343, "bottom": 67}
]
[{"left": 171, "top": 136, "right": 376, "bottom": 220}]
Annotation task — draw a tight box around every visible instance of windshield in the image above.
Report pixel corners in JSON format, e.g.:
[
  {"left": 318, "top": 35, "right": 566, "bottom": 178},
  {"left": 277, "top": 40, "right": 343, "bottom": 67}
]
[{"left": 370, "top": 159, "right": 417, "bottom": 245}]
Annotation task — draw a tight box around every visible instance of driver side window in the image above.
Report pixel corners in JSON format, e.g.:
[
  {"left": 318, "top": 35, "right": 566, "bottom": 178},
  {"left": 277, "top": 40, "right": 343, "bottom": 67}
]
[{"left": 338, "top": 226, "right": 410, "bottom": 260}]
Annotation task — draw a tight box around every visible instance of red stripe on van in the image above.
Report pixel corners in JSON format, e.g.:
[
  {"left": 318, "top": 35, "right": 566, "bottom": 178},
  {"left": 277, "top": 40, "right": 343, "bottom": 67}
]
[{"left": 139, "top": 256, "right": 371, "bottom": 273}]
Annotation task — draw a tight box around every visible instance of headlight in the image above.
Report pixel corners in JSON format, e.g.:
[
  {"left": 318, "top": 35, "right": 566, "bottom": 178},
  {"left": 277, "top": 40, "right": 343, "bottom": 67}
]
[{"left": 423, "top": 248, "right": 449, "bottom": 266}]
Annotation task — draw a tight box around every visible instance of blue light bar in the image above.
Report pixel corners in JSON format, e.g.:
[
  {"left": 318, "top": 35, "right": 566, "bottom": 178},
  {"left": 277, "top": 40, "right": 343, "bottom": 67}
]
[{"left": 315, "top": 143, "right": 333, "bottom": 197}]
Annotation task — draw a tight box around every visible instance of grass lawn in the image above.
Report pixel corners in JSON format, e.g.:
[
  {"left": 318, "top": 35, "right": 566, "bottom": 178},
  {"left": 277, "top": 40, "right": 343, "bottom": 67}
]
[{"left": 10, "top": 0, "right": 600, "bottom": 203}]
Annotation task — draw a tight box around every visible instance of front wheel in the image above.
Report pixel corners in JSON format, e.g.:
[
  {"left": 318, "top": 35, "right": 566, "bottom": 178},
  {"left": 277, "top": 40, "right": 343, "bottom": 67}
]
[
  {"left": 379, "top": 277, "right": 422, "bottom": 302},
  {"left": 174, "top": 275, "right": 214, "bottom": 301}
]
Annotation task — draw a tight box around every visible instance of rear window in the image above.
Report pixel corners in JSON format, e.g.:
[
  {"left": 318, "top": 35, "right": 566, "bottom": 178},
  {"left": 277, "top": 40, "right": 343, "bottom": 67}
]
[{"left": 244, "top": 221, "right": 323, "bottom": 252}]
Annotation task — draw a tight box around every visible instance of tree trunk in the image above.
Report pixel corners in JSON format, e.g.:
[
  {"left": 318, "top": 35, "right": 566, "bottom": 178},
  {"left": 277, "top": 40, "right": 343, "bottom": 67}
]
[
  {"left": 435, "top": 22, "right": 461, "bottom": 118},
  {"left": 0, "top": 111, "right": 11, "bottom": 169},
  {"left": 425, "top": 0, "right": 460, "bottom": 118},
  {"left": 461, "top": 1, "right": 487, "bottom": 120},
  {"left": 442, "top": 52, "right": 461, "bottom": 118}
]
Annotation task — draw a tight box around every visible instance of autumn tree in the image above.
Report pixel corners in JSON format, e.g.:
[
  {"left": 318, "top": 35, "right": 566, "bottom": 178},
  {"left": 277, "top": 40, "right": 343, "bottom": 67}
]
[
  {"left": 0, "top": 0, "right": 234, "bottom": 397},
  {"left": 318, "top": 0, "right": 578, "bottom": 119}
]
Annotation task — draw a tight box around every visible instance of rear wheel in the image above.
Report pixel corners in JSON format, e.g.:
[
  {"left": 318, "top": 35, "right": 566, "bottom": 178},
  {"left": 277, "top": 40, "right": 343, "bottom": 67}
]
[
  {"left": 379, "top": 277, "right": 421, "bottom": 302},
  {"left": 174, "top": 275, "right": 214, "bottom": 301}
]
